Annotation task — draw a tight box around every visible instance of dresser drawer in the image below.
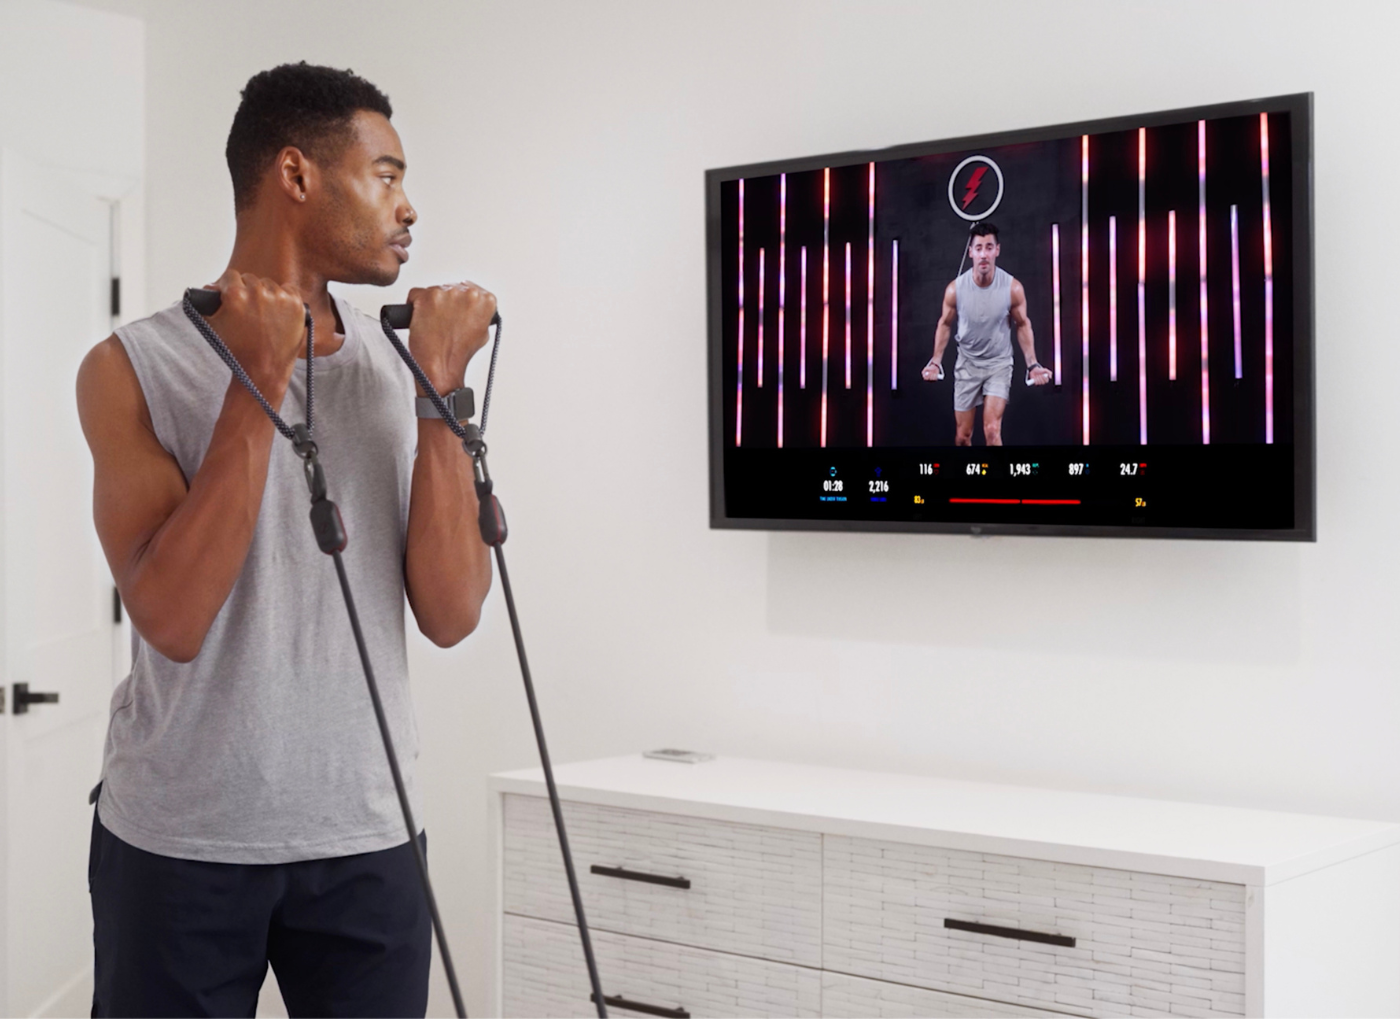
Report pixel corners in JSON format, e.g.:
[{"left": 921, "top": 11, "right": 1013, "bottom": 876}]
[
  {"left": 823, "top": 836, "right": 1246, "bottom": 1018},
  {"left": 504, "top": 794, "right": 823, "bottom": 966},
  {"left": 503, "top": 914, "right": 822, "bottom": 1018},
  {"left": 820, "top": 971, "right": 1079, "bottom": 1018}
]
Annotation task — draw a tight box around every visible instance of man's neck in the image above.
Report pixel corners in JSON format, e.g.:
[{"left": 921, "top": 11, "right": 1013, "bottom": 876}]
[
  {"left": 972, "top": 266, "right": 996, "bottom": 288},
  {"left": 227, "top": 216, "right": 344, "bottom": 356}
]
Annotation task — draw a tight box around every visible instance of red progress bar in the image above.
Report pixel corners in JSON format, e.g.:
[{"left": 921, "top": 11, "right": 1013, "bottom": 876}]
[{"left": 947, "top": 498, "right": 1082, "bottom": 506}]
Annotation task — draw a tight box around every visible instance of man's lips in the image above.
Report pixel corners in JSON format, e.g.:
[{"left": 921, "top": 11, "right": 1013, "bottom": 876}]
[{"left": 389, "top": 235, "right": 412, "bottom": 263}]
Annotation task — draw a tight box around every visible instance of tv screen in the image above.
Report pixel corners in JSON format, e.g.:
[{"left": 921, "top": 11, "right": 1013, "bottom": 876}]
[{"left": 706, "top": 94, "right": 1314, "bottom": 540}]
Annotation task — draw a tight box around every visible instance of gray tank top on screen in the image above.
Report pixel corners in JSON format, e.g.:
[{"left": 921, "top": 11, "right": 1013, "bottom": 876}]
[
  {"left": 99, "top": 296, "right": 420, "bottom": 864},
  {"left": 954, "top": 266, "right": 1015, "bottom": 366}
]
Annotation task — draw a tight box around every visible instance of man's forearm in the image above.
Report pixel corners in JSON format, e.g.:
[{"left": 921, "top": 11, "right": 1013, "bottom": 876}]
[
  {"left": 124, "top": 382, "right": 281, "bottom": 662},
  {"left": 404, "top": 419, "right": 492, "bottom": 647},
  {"left": 931, "top": 322, "right": 952, "bottom": 362},
  {"left": 1017, "top": 327, "right": 1039, "bottom": 367}
]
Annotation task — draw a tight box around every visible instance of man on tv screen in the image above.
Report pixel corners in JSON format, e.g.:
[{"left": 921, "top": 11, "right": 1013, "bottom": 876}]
[{"left": 921, "top": 221, "right": 1052, "bottom": 444}]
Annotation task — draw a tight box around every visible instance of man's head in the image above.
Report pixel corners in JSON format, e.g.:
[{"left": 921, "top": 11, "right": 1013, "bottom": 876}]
[
  {"left": 226, "top": 62, "right": 414, "bottom": 286},
  {"left": 967, "top": 221, "right": 1000, "bottom": 278}
]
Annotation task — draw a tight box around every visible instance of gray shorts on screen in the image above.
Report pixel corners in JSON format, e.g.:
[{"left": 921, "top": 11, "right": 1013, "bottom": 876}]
[{"left": 954, "top": 356, "right": 1014, "bottom": 412}]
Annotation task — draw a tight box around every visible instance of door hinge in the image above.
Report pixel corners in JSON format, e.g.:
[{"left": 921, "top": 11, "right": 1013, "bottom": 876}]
[{"left": 110, "top": 277, "right": 121, "bottom": 319}]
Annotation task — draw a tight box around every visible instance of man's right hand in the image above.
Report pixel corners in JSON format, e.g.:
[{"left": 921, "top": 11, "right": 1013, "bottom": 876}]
[
  {"left": 200, "top": 269, "right": 307, "bottom": 400},
  {"left": 921, "top": 357, "right": 945, "bottom": 382}
]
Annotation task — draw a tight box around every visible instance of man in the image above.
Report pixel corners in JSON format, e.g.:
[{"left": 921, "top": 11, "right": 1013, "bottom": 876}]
[
  {"left": 75, "top": 63, "right": 493, "bottom": 1016},
  {"left": 921, "top": 221, "right": 1051, "bottom": 444}
]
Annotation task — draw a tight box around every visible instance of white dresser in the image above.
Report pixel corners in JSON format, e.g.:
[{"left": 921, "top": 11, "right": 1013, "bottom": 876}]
[{"left": 489, "top": 756, "right": 1400, "bottom": 1018}]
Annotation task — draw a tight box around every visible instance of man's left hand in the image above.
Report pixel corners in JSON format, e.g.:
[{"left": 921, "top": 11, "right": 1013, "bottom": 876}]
[
  {"left": 1028, "top": 365, "right": 1052, "bottom": 386},
  {"left": 405, "top": 282, "right": 497, "bottom": 394}
]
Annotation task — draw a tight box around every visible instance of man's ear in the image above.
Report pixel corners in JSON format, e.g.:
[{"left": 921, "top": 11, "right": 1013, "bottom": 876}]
[{"left": 274, "top": 146, "right": 315, "bottom": 204}]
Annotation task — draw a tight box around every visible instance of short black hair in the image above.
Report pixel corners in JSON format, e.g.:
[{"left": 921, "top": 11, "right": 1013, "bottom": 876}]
[
  {"left": 968, "top": 220, "right": 1000, "bottom": 242},
  {"left": 226, "top": 62, "right": 393, "bottom": 212}
]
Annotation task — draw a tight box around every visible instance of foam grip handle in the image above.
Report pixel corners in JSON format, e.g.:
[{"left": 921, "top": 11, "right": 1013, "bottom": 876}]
[
  {"left": 381, "top": 304, "right": 503, "bottom": 330},
  {"left": 185, "top": 287, "right": 312, "bottom": 327},
  {"left": 186, "top": 288, "right": 221, "bottom": 315}
]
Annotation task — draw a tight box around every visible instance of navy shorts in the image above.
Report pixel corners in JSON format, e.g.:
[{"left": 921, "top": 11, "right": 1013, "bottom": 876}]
[{"left": 89, "top": 810, "right": 431, "bottom": 1018}]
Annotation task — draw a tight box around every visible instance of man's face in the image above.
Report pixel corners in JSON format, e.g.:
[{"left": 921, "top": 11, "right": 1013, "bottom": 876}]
[
  {"left": 969, "top": 233, "right": 999, "bottom": 275},
  {"left": 305, "top": 110, "right": 415, "bottom": 287}
]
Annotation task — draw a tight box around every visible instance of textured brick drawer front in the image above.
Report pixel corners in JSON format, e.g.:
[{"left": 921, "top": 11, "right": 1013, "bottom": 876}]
[
  {"left": 505, "top": 794, "right": 823, "bottom": 966},
  {"left": 821, "top": 971, "right": 1080, "bottom": 1018},
  {"left": 823, "top": 836, "right": 1246, "bottom": 1018},
  {"left": 504, "top": 914, "right": 822, "bottom": 1018}
]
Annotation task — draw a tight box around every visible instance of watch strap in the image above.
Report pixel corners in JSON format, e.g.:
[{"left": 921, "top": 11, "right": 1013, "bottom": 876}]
[{"left": 416, "top": 387, "right": 475, "bottom": 422}]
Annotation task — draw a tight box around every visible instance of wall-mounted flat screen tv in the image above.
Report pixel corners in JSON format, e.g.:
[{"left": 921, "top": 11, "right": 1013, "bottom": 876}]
[{"left": 707, "top": 93, "right": 1314, "bottom": 540}]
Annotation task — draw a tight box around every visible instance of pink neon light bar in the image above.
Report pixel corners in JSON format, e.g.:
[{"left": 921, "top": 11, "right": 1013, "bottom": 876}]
[
  {"left": 1052, "top": 223, "right": 1062, "bottom": 385},
  {"left": 778, "top": 173, "right": 786, "bottom": 448},
  {"left": 736, "top": 178, "right": 744, "bottom": 446},
  {"left": 800, "top": 247, "right": 807, "bottom": 390},
  {"left": 821, "top": 168, "right": 830, "bottom": 448},
  {"left": 891, "top": 240, "right": 899, "bottom": 390},
  {"left": 1109, "top": 214, "right": 1118, "bottom": 383},
  {"left": 1168, "top": 208, "right": 1177, "bottom": 381},
  {"left": 1261, "top": 113, "right": 1274, "bottom": 444},
  {"left": 844, "top": 242, "right": 852, "bottom": 390},
  {"left": 866, "top": 162, "right": 874, "bottom": 447},
  {"left": 1198, "top": 120, "right": 1210, "bottom": 445},
  {"left": 757, "top": 248, "right": 765, "bottom": 388},
  {"left": 1230, "top": 204, "right": 1242, "bottom": 380},
  {"left": 1081, "top": 135, "right": 1089, "bottom": 445},
  {"left": 1138, "top": 128, "right": 1147, "bottom": 444}
]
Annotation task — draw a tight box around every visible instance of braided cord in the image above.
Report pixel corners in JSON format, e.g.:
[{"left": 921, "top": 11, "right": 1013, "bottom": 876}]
[
  {"left": 182, "top": 295, "right": 313, "bottom": 441},
  {"left": 379, "top": 311, "right": 502, "bottom": 439}
]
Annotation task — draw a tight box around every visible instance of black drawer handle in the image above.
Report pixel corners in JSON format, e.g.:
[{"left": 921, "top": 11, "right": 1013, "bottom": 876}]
[
  {"left": 944, "top": 918, "right": 1076, "bottom": 948},
  {"left": 590, "top": 865, "right": 691, "bottom": 890},
  {"left": 593, "top": 992, "right": 690, "bottom": 1018}
]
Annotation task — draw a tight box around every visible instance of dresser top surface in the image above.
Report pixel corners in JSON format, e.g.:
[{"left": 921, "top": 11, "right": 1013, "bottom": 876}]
[{"left": 491, "top": 755, "right": 1400, "bottom": 885}]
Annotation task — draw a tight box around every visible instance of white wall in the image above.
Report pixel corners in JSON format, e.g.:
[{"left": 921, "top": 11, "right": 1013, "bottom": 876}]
[{"left": 138, "top": 2, "right": 1400, "bottom": 1014}]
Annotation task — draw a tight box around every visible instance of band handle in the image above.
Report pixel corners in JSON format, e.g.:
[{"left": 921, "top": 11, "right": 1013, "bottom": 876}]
[{"left": 382, "top": 303, "right": 502, "bottom": 330}]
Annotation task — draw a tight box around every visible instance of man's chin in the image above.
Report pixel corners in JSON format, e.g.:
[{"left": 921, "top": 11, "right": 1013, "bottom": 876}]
[{"left": 337, "top": 262, "right": 402, "bottom": 288}]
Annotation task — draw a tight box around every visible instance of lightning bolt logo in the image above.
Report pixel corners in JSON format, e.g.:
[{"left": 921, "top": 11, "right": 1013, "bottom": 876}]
[{"left": 962, "top": 166, "right": 989, "bottom": 210}]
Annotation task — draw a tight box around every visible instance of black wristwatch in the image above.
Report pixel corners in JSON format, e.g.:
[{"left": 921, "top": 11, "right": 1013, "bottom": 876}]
[{"left": 416, "top": 387, "right": 475, "bottom": 422}]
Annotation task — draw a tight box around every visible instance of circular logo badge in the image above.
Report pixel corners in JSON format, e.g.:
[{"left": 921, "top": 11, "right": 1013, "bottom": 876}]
[{"left": 947, "top": 155, "right": 1004, "bottom": 222}]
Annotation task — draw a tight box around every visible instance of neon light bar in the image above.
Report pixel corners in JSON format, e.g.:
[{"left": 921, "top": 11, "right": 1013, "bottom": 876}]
[
  {"left": 1138, "top": 128, "right": 1147, "bottom": 444},
  {"left": 867, "top": 162, "right": 874, "bottom": 447},
  {"left": 844, "top": 242, "right": 852, "bottom": 389},
  {"left": 1231, "top": 204, "right": 1242, "bottom": 380},
  {"left": 1052, "top": 223, "right": 1063, "bottom": 385},
  {"left": 1198, "top": 120, "right": 1210, "bottom": 445},
  {"left": 822, "top": 167, "right": 830, "bottom": 448},
  {"left": 1109, "top": 214, "right": 1118, "bottom": 382},
  {"left": 1168, "top": 208, "right": 1177, "bottom": 381},
  {"left": 891, "top": 240, "right": 899, "bottom": 390},
  {"left": 1261, "top": 113, "right": 1274, "bottom": 444},
  {"left": 800, "top": 246, "right": 807, "bottom": 389},
  {"left": 1081, "top": 134, "right": 1089, "bottom": 445},
  {"left": 757, "top": 248, "right": 765, "bottom": 388},
  {"left": 778, "top": 173, "right": 786, "bottom": 447},
  {"left": 736, "top": 178, "right": 744, "bottom": 446}
]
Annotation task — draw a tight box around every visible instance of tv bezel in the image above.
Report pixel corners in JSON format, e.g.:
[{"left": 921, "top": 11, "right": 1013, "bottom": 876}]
[{"left": 705, "top": 92, "right": 1315, "bottom": 542}]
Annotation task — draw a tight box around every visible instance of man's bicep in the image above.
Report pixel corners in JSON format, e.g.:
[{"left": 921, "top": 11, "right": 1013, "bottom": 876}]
[{"left": 76, "top": 336, "right": 188, "bottom": 586}]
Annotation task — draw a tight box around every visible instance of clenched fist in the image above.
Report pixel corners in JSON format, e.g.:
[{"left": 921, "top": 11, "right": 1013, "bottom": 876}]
[
  {"left": 405, "top": 282, "right": 497, "bottom": 395},
  {"left": 201, "top": 269, "right": 307, "bottom": 402}
]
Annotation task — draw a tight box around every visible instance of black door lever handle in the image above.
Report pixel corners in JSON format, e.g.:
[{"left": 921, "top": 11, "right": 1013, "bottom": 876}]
[{"left": 13, "top": 683, "right": 59, "bottom": 714}]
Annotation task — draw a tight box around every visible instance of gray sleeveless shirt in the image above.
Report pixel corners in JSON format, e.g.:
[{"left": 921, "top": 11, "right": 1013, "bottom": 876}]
[
  {"left": 99, "top": 296, "right": 421, "bottom": 864},
  {"left": 954, "top": 266, "right": 1015, "bottom": 366}
]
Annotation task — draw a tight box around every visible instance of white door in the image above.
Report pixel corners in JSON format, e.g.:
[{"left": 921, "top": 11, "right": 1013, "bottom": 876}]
[{"left": 0, "top": 149, "right": 116, "bottom": 1017}]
